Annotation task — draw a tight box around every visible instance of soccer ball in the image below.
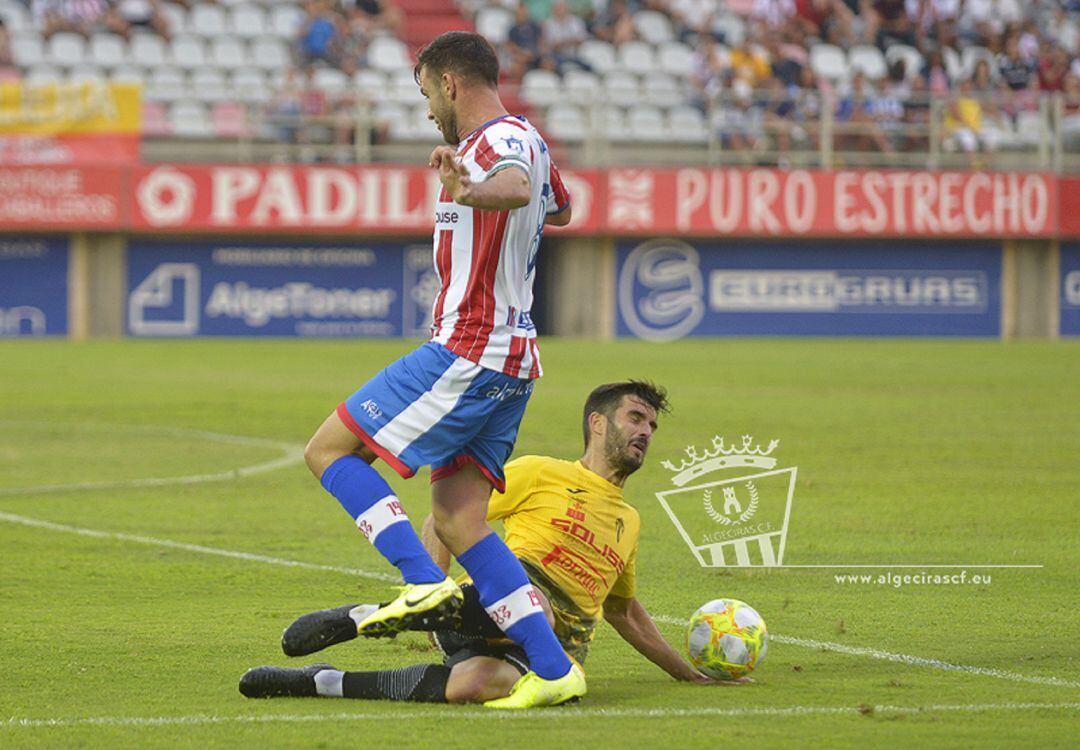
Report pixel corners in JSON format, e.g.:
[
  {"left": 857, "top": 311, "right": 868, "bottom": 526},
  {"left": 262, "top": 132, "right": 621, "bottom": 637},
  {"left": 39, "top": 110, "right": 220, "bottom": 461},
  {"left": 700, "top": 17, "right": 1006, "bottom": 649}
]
[{"left": 685, "top": 598, "right": 768, "bottom": 680}]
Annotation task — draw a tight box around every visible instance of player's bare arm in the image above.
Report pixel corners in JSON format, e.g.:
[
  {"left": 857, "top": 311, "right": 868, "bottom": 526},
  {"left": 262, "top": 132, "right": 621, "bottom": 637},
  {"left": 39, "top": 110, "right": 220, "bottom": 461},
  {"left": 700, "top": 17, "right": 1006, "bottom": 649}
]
[
  {"left": 545, "top": 202, "right": 572, "bottom": 227},
  {"left": 603, "top": 594, "right": 750, "bottom": 685},
  {"left": 430, "top": 145, "right": 532, "bottom": 210}
]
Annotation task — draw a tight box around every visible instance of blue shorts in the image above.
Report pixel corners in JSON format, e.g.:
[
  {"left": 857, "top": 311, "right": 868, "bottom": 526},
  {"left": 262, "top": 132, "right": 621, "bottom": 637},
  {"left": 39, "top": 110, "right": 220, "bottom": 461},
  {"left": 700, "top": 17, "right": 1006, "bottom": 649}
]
[{"left": 337, "top": 342, "right": 533, "bottom": 492}]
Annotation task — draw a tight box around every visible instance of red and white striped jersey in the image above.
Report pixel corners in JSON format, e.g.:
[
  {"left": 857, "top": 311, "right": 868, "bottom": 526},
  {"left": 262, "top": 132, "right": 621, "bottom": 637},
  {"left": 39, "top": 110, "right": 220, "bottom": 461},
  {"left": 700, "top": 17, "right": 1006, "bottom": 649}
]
[{"left": 429, "top": 114, "right": 570, "bottom": 380}]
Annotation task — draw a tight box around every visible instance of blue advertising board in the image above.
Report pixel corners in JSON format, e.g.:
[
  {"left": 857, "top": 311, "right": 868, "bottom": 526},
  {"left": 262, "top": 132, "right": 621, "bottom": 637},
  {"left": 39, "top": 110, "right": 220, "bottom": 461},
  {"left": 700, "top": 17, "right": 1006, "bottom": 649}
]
[
  {"left": 1061, "top": 243, "right": 1080, "bottom": 336},
  {"left": 0, "top": 238, "right": 68, "bottom": 337},
  {"left": 127, "top": 240, "right": 436, "bottom": 337},
  {"left": 616, "top": 240, "right": 1001, "bottom": 338}
]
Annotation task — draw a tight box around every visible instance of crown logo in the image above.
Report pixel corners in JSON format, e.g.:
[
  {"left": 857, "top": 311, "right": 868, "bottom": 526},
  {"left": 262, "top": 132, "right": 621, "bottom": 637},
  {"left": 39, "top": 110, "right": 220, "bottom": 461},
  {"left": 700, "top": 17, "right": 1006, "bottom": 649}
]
[{"left": 662, "top": 435, "right": 780, "bottom": 487}]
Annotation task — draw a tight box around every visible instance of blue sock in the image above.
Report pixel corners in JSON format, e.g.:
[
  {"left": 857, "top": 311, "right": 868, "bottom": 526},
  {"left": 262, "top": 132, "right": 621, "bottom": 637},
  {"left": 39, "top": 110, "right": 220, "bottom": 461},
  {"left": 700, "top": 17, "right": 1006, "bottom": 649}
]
[
  {"left": 458, "top": 532, "right": 572, "bottom": 680},
  {"left": 320, "top": 455, "right": 444, "bottom": 585}
]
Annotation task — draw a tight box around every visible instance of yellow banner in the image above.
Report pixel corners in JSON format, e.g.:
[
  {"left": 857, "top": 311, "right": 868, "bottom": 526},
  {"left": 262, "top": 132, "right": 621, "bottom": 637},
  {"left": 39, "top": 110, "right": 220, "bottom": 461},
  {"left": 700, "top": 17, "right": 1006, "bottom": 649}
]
[{"left": 0, "top": 82, "right": 142, "bottom": 135}]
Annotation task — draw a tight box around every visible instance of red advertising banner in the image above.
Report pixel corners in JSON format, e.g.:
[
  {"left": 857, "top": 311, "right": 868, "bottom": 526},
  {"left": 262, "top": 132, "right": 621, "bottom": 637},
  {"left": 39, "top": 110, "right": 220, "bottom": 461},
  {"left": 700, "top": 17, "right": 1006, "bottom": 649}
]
[
  {"left": 0, "top": 165, "right": 125, "bottom": 228},
  {"left": 130, "top": 164, "right": 604, "bottom": 235},
  {"left": 0, "top": 162, "right": 1072, "bottom": 237},
  {"left": 606, "top": 168, "right": 1058, "bottom": 238}
]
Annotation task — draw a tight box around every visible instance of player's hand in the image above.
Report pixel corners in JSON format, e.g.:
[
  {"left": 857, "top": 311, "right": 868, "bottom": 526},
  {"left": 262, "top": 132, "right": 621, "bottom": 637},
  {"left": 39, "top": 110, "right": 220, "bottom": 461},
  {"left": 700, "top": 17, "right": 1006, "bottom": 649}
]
[{"left": 430, "top": 146, "right": 473, "bottom": 205}]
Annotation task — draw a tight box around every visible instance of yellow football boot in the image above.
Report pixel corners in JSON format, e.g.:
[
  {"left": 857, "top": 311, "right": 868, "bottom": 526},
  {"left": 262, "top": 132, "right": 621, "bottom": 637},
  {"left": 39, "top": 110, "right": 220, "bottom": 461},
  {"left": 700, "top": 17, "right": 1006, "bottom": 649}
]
[
  {"left": 484, "top": 660, "right": 587, "bottom": 709},
  {"left": 356, "top": 576, "right": 463, "bottom": 638}
]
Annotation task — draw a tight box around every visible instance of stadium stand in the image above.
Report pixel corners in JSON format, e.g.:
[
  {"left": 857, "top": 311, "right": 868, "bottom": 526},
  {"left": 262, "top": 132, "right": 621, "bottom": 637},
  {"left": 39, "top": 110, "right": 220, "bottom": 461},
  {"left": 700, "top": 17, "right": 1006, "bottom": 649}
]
[{"left": 2, "top": 0, "right": 1080, "bottom": 168}]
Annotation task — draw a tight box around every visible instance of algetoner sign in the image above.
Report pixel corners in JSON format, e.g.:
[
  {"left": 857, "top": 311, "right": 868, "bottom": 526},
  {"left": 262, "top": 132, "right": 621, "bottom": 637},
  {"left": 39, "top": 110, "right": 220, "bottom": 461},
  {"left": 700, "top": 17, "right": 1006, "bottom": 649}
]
[{"left": 126, "top": 240, "right": 435, "bottom": 337}]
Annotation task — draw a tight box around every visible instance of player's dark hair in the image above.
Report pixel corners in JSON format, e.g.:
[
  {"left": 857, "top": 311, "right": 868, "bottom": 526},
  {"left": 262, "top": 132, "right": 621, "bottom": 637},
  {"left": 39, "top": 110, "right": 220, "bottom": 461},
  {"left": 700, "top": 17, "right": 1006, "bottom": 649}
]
[
  {"left": 582, "top": 380, "right": 670, "bottom": 449},
  {"left": 414, "top": 32, "right": 500, "bottom": 87}
]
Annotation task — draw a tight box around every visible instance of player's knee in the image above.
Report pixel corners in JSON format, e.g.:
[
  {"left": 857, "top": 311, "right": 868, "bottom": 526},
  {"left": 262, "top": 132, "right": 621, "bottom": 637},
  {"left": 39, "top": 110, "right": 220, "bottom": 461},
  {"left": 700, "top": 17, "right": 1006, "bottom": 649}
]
[
  {"left": 303, "top": 436, "right": 330, "bottom": 479},
  {"left": 445, "top": 661, "right": 509, "bottom": 704}
]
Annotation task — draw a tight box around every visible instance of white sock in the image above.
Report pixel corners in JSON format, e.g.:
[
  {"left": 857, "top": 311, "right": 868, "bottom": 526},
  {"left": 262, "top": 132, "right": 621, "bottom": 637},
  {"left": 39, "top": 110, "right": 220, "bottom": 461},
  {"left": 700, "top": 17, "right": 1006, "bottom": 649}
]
[
  {"left": 348, "top": 604, "right": 379, "bottom": 625},
  {"left": 313, "top": 668, "right": 344, "bottom": 698}
]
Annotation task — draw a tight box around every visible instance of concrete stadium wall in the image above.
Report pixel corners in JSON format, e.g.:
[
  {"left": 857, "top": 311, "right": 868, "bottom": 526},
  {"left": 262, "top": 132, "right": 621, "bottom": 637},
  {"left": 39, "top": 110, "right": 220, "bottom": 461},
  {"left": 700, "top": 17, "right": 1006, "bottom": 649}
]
[{"left": 0, "top": 232, "right": 1069, "bottom": 340}]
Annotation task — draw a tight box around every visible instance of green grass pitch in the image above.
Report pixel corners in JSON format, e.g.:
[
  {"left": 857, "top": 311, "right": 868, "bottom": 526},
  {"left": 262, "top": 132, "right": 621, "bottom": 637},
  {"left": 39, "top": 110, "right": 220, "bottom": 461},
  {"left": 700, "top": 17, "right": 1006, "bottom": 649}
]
[{"left": 0, "top": 338, "right": 1077, "bottom": 749}]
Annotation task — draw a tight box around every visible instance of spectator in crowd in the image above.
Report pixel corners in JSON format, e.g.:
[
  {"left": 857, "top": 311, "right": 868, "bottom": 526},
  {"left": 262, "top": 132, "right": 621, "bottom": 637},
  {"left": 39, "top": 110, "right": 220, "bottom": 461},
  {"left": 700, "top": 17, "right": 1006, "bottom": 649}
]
[
  {"left": 998, "top": 32, "right": 1036, "bottom": 91},
  {"left": 106, "top": 0, "right": 171, "bottom": 40},
  {"left": 297, "top": 0, "right": 343, "bottom": 68},
  {"left": 944, "top": 76, "right": 984, "bottom": 153},
  {"left": 958, "top": 0, "right": 1022, "bottom": 47},
  {"left": 750, "top": 0, "right": 796, "bottom": 32},
  {"left": 867, "top": 0, "right": 915, "bottom": 47},
  {"left": 34, "top": 0, "right": 110, "bottom": 38},
  {"left": 727, "top": 35, "right": 772, "bottom": 86},
  {"left": 1038, "top": 42, "right": 1070, "bottom": 92},
  {"left": 689, "top": 34, "right": 727, "bottom": 106},
  {"left": 920, "top": 46, "right": 951, "bottom": 93},
  {"left": 543, "top": 0, "right": 591, "bottom": 72},
  {"left": 346, "top": 0, "right": 403, "bottom": 37},
  {"left": 0, "top": 18, "right": 13, "bottom": 71},
  {"left": 505, "top": 2, "right": 548, "bottom": 80},
  {"left": 591, "top": 0, "right": 636, "bottom": 45},
  {"left": 763, "top": 29, "right": 802, "bottom": 85},
  {"left": 716, "top": 77, "right": 763, "bottom": 153}
]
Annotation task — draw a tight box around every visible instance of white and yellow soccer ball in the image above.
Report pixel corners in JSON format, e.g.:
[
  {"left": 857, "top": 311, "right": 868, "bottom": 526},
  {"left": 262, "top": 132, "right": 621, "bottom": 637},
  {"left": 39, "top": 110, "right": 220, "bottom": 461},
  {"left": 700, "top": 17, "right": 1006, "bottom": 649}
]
[{"left": 685, "top": 598, "right": 768, "bottom": 680}]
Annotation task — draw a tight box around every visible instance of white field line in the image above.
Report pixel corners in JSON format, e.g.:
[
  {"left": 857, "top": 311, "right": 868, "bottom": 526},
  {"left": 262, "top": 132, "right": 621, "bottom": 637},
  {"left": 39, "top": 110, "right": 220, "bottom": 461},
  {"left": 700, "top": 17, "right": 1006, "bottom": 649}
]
[
  {"left": 0, "top": 424, "right": 305, "bottom": 497},
  {"left": 3, "top": 702, "right": 1079, "bottom": 730},
  {"left": 2, "top": 510, "right": 1078, "bottom": 690},
  {"left": 0, "top": 511, "right": 397, "bottom": 583}
]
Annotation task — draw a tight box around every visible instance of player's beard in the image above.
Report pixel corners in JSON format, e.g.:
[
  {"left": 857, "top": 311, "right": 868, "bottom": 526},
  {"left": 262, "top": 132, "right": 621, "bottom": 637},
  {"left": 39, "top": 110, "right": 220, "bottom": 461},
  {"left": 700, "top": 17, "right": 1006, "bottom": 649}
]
[
  {"left": 435, "top": 106, "right": 459, "bottom": 145},
  {"left": 604, "top": 422, "right": 646, "bottom": 477}
]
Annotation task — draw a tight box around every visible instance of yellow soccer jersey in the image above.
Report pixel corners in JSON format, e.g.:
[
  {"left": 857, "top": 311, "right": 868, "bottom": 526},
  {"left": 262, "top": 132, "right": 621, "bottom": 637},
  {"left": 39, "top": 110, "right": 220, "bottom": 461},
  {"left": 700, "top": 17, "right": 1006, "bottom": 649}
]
[{"left": 489, "top": 455, "right": 641, "bottom": 621}]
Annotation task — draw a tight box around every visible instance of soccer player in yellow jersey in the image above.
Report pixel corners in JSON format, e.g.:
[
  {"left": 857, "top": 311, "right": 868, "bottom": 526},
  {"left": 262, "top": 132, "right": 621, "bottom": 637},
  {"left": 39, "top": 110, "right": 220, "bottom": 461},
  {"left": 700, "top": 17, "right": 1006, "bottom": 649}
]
[{"left": 241, "top": 381, "right": 742, "bottom": 703}]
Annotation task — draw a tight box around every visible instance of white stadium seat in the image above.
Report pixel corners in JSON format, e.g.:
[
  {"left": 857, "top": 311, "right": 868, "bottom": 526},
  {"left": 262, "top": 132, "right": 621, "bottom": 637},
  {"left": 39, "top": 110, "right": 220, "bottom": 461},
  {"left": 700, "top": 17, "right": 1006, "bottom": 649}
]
[
  {"left": 386, "top": 68, "right": 420, "bottom": 103},
  {"left": 210, "top": 36, "right": 249, "bottom": 69},
  {"left": 312, "top": 66, "right": 349, "bottom": 95},
  {"left": 190, "top": 4, "right": 229, "bottom": 37},
  {"left": 712, "top": 14, "right": 745, "bottom": 46},
  {"left": 628, "top": 106, "right": 667, "bottom": 142},
  {"left": 475, "top": 6, "right": 513, "bottom": 45},
  {"left": 270, "top": 4, "right": 305, "bottom": 38},
  {"left": 579, "top": 39, "right": 617, "bottom": 74},
  {"left": 89, "top": 33, "right": 127, "bottom": 68},
  {"left": 11, "top": 33, "right": 44, "bottom": 67},
  {"left": 368, "top": 36, "right": 411, "bottom": 71},
  {"left": 520, "top": 69, "right": 562, "bottom": 107},
  {"left": 131, "top": 34, "right": 167, "bottom": 68},
  {"left": 147, "top": 67, "right": 188, "bottom": 102},
  {"left": 230, "top": 68, "right": 271, "bottom": 104},
  {"left": 617, "top": 40, "right": 656, "bottom": 75},
  {"left": 190, "top": 68, "right": 230, "bottom": 103},
  {"left": 169, "top": 35, "right": 208, "bottom": 71},
  {"left": 849, "top": 45, "right": 887, "bottom": 80},
  {"left": 70, "top": 66, "right": 107, "bottom": 86},
  {"left": 642, "top": 71, "right": 683, "bottom": 107},
  {"left": 251, "top": 37, "right": 290, "bottom": 70},
  {"left": 603, "top": 70, "right": 639, "bottom": 107},
  {"left": 943, "top": 46, "right": 962, "bottom": 82},
  {"left": 668, "top": 105, "right": 708, "bottom": 144},
  {"left": 110, "top": 65, "right": 147, "bottom": 87},
  {"left": 657, "top": 41, "right": 695, "bottom": 78},
  {"left": 546, "top": 103, "right": 588, "bottom": 143},
  {"left": 47, "top": 32, "right": 86, "bottom": 68},
  {"left": 353, "top": 68, "right": 387, "bottom": 101},
  {"left": 160, "top": 3, "right": 189, "bottom": 35},
  {"left": 563, "top": 69, "right": 600, "bottom": 104},
  {"left": 633, "top": 11, "right": 674, "bottom": 45},
  {"left": 231, "top": 4, "right": 269, "bottom": 38},
  {"left": 0, "top": 3, "right": 30, "bottom": 33},
  {"left": 810, "top": 43, "right": 848, "bottom": 83},
  {"left": 601, "top": 106, "right": 631, "bottom": 142}
]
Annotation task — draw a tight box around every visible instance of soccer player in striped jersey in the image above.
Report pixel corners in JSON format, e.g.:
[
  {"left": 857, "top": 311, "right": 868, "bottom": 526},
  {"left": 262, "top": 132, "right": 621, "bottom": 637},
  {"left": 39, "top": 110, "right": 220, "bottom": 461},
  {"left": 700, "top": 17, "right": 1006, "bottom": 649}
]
[
  {"left": 299, "top": 31, "right": 580, "bottom": 708},
  {"left": 241, "top": 382, "right": 748, "bottom": 704}
]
